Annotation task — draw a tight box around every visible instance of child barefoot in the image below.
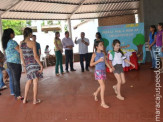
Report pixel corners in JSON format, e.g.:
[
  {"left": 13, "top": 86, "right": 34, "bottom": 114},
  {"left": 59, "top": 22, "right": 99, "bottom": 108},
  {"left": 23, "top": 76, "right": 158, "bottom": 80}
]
[
  {"left": 90, "top": 41, "right": 112, "bottom": 108},
  {"left": 109, "top": 39, "right": 135, "bottom": 100}
]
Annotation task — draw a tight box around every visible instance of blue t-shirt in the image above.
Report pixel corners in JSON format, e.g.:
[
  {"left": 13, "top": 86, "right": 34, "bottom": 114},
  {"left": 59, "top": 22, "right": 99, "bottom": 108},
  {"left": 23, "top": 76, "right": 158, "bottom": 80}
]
[
  {"left": 36, "top": 42, "right": 41, "bottom": 56},
  {"left": 149, "top": 32, "right": 157, "bottom": 46},
  {"left": 95, "top": 52, "right": 105, "bottom": 70},
  {"left": 5, "top": 40, "right": 21, "bottom": 64}
]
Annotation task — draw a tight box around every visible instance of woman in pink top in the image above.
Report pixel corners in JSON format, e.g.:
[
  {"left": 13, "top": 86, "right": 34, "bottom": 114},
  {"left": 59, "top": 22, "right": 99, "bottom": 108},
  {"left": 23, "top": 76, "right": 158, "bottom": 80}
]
[{"left": 156, "top": 23, "right": 163, "bottom": 73}]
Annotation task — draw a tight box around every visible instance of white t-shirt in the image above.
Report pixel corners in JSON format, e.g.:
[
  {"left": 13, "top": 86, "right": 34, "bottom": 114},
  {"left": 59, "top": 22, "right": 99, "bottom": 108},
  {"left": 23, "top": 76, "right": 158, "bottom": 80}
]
[
  {"left": 109, "top": 52, "right": 126, "bottom": 66},
  {"left": 76, "top": 38, "right": 89, "bottom": 54}
]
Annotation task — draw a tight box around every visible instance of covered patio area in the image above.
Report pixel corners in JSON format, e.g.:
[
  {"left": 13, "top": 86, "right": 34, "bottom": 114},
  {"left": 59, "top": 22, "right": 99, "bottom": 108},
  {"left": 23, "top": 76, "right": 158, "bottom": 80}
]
[{"left": 0, "top": 63, "right": 162, "bottom": 122}]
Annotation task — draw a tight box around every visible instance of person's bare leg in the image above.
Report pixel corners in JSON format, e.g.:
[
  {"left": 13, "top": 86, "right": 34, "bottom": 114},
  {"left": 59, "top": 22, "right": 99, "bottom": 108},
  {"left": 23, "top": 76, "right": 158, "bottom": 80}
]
[
  {"left": 114, "top": 73, "right": 124, "bottom": 100},
  {"left": 93, "top": 86, "right": 101, "bottom": 101},
  {"left": 23, "top": 80, "right": 32, "bottom": 103},
  {"left": 98, "top": 80, "right": 109, "bottom": 108},
  {"left": 33, "top": 78, "right": 39, "bottom": 104},
  {"left": 120, "top": 73, "right": 126, "bottom": 85}
]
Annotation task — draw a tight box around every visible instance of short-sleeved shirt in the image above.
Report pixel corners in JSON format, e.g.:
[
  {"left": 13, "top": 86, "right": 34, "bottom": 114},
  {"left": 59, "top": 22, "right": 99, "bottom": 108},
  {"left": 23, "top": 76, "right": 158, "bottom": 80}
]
[
  {"left": 62, "top": 37, "right": 74, "bottom": 50},
  {"left": 54, "top": 38, "right": 63, "bottom": 51},
  {"left": 76, "top": 38, "right": 89, "bottom": 54},
  {"left": 36, "top": 42, "right": 41, "bottom": 56},
  {"left": 5, "top": 40, "right": 21, "bottom": 64},
  {"left": 109, "top": 51, "right": 126, "bottom": 66},
  {"left": 156, "top": 30, "right": 163, "bottom": 47},
  {"left": 45, "top": 48, "right": 50, "bottom": 56},
  {"left": 149, "top": 32, "right": 157, "bottom": 46}
]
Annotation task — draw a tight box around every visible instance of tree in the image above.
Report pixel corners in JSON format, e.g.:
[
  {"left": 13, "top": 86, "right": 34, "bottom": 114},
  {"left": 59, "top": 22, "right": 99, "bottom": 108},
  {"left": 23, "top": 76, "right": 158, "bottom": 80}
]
[
  {"left": 133, "top": 34, "right": 145, "bottom": 62},
  {"left": 2, "top": 20, "right": 26, "bottom": 35}
]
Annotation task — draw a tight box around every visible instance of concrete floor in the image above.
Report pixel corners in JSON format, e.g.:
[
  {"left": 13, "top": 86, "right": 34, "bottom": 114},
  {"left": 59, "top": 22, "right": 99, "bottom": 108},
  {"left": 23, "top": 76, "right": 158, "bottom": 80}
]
[{"left": 0, "top": 63, "right": 162, "bottom": 122}]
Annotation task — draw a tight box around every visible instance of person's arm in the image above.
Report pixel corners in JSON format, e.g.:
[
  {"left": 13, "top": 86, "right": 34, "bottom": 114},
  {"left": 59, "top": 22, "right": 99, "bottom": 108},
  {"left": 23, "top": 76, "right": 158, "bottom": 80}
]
[
  {"left": 39, "top": 49, "right": 41, "bottom": 56},
  {"left": 75, "top": 37, "right": 78, "bottom": 44},
  {"left": 90, "top": 53, "right": 103, "bottom": 67},
  {"left": 54, "top": 40, "right": 60, "bottom": 50},
  {"left": 82, "top": 39, "right": 89, "bottom": 46},
  {"left": 62, "top": 39, "right": 66, "bottom": 49},
  {"left": 108, "top": 53, "right": 115, "bottom": 71},
  {"left": 32, "top": 42, "right": 43, "bottom": 72},
  {"left": 104, "top": 54, "right": 112, "bottom": 72},
  {"left": 19, "top": 42, "right": 26, "bottom": 73},
  {"left": 150, "top": 35, "right": 157, "bottom": 47},
  {"left": 15, "top": 45, "right": 20, "bottom": 53},
  {"left": 124, "top": 59, "right": 135, "bottom": 68}
]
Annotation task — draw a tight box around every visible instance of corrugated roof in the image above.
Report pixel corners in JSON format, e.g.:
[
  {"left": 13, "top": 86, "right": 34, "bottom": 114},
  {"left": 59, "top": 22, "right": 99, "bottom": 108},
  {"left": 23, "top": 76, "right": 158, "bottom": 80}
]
[{"left": 0, "top": 0, "right": 140, "bottom": 20}]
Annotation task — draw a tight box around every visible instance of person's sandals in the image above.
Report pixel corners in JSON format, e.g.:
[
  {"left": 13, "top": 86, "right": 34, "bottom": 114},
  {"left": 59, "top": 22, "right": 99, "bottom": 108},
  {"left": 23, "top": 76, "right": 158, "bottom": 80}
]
[
  {"left": 116, "top": 95, "right": 124, "bottom": 100},
  {"left": 101, "top": 103, "right": 109, "bottom": 108},
  {"left": 93, "top": 93, "right": 98, "bottom": 101},
  {"left": 61, "top": 72, "right": 65, "bottom": 75},
  {"left": 33, "top": 99, "right": 41, "bottom": 105},
  {"left": 113, "top": 85, "right": 118, "bottom": 95},
  {"left": 56, "top": 73, "right": 60, "bottom": 76},
  {"left": 17, "top": 96, "right": 24, "bottom": 100},
  {"left": 23, "top": 99, "right": 29, "bottom": 104}
]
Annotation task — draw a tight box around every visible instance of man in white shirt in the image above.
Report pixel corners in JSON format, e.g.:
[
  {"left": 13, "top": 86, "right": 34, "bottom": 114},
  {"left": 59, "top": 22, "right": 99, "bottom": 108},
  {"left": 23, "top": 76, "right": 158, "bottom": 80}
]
[
  {"left": 75, "top": 32, "right": 89, "bottom": 72},
  {"left": 62, "top": 31, "right": 76, "bottom": 72}
]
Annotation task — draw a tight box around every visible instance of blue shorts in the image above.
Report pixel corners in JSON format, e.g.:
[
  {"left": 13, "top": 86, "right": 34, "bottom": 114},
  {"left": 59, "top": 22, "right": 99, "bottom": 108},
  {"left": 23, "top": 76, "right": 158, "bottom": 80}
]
[{"left": 157, "top": 47, "right": 163, "bottom": 58}]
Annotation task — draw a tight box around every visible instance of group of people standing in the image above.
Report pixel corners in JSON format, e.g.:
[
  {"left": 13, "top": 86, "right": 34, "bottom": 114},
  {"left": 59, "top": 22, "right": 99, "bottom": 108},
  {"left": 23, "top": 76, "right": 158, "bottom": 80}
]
[
  {"left": 0, "top": 28, "right": 43, "bottom": 104},
  {"left": 0, "top": 23, "right": 162, "bottom": 108},
  {"left": 148, "top": 23, "right": 163, "bottom": 72}
]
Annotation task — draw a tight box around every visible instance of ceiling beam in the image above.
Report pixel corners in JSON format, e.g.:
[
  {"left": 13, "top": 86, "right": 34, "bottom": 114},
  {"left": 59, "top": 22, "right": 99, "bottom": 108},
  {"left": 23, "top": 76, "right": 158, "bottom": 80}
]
[
  {"left": 0, "top": 8, "right": 138, "bottom": 15},
  {"left": 1, "top": 13, "right": 137, "bottom": 20},
  {"left": 0, "top": 0, "right": 23, "bottom": 16},
  {"left": 69, "top": 0, "right": 86, "bottom": 19},
  {"left": 24, "top": 0, "right": 140, "bottom": 5}
]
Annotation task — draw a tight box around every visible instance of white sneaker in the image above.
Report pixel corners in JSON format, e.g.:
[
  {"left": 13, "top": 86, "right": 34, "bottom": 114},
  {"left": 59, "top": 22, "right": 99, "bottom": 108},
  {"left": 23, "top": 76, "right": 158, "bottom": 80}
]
[{"left": 2, "top": 85, "right": 7, "bottom": 89}]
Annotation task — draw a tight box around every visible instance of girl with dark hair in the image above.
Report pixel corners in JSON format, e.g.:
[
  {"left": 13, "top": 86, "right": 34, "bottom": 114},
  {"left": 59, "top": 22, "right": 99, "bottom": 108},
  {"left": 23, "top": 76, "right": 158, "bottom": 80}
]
[
  {"left": 20, "top": 27, "right": 43, "bottom": 104},
  {"left": 54, "top": 32, "right": 64, "bottom": 76},
  {"left": 156, "top": 23, "right": 163, "bottom": 73},
  {"left": 90, "top": 41, "right": 112, "bottom": 109},
  {"left": 2, "top": 28, "right": 23, "bottom": 100},
  {"left": 44, "top": 45, "right": 51, "bottom": 57},
  {"left": 148, "top": 25, "right": 157, "bottom": 69},
  {"left": 109, "top": 39, "right": 135, "bottom": 100}
]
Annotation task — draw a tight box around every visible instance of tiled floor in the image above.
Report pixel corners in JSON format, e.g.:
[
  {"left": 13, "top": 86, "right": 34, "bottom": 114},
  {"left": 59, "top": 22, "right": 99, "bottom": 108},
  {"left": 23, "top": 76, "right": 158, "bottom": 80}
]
[{"left": 0, "top": 63, "right": 162, "bottom": 122}]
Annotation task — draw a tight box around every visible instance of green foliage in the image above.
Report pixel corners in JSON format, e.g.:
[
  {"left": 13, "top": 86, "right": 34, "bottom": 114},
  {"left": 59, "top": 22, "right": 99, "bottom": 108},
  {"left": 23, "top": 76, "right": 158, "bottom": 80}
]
[
  {"left": 2, "top": 20, "right": 26, "bottom": 35},
  {"left": 57, "top": 20, "right": 61, "bottom": 25},
  {"left": 47, "top": 20, "right": 53, "bottom": 25},
  {"left": 64, "top": 24, "right": 68, "bottom": 32},
  {"left": 26, "top": 20, "right": 31, "bottom": 26},
  {"left": 133, "top": 34, "right": 145, "bottom": 46},
  {"left": 41, "top": 21, "right": 45, "bottom": 26}
]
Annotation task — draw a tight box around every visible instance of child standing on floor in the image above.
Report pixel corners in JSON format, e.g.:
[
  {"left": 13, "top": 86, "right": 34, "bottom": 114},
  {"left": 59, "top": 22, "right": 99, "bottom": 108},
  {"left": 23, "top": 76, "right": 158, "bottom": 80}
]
[
  {"left": 90, "top": 41, "right": 112, "bottom": 109},
  {"left": 109, "top": 39, "right": 135, "bottom": 100}
]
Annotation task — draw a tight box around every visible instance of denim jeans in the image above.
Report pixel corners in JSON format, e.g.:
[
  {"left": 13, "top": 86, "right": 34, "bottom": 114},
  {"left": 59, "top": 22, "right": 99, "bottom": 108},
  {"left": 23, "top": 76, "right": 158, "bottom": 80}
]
[
  {"left": 0, "top": 67, "right": 5, "bottom": 88},
  {"left": 6, "top": 68, "right": 14, "bottom": 95},
  {"left": 150, "top": 46, "right": 157, "bottom": 68},
  {"left": 55, "top": 51, "right": 63, "bottom": 74},
  {"left": 7, "top": 62, "right": 22, "bottom": 98}
]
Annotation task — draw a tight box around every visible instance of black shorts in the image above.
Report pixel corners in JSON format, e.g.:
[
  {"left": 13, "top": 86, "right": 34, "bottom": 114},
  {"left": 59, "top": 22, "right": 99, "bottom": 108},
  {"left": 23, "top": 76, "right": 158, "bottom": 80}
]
[{"left": 113, "top": 64, "right": 124, "bottom": 74}]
